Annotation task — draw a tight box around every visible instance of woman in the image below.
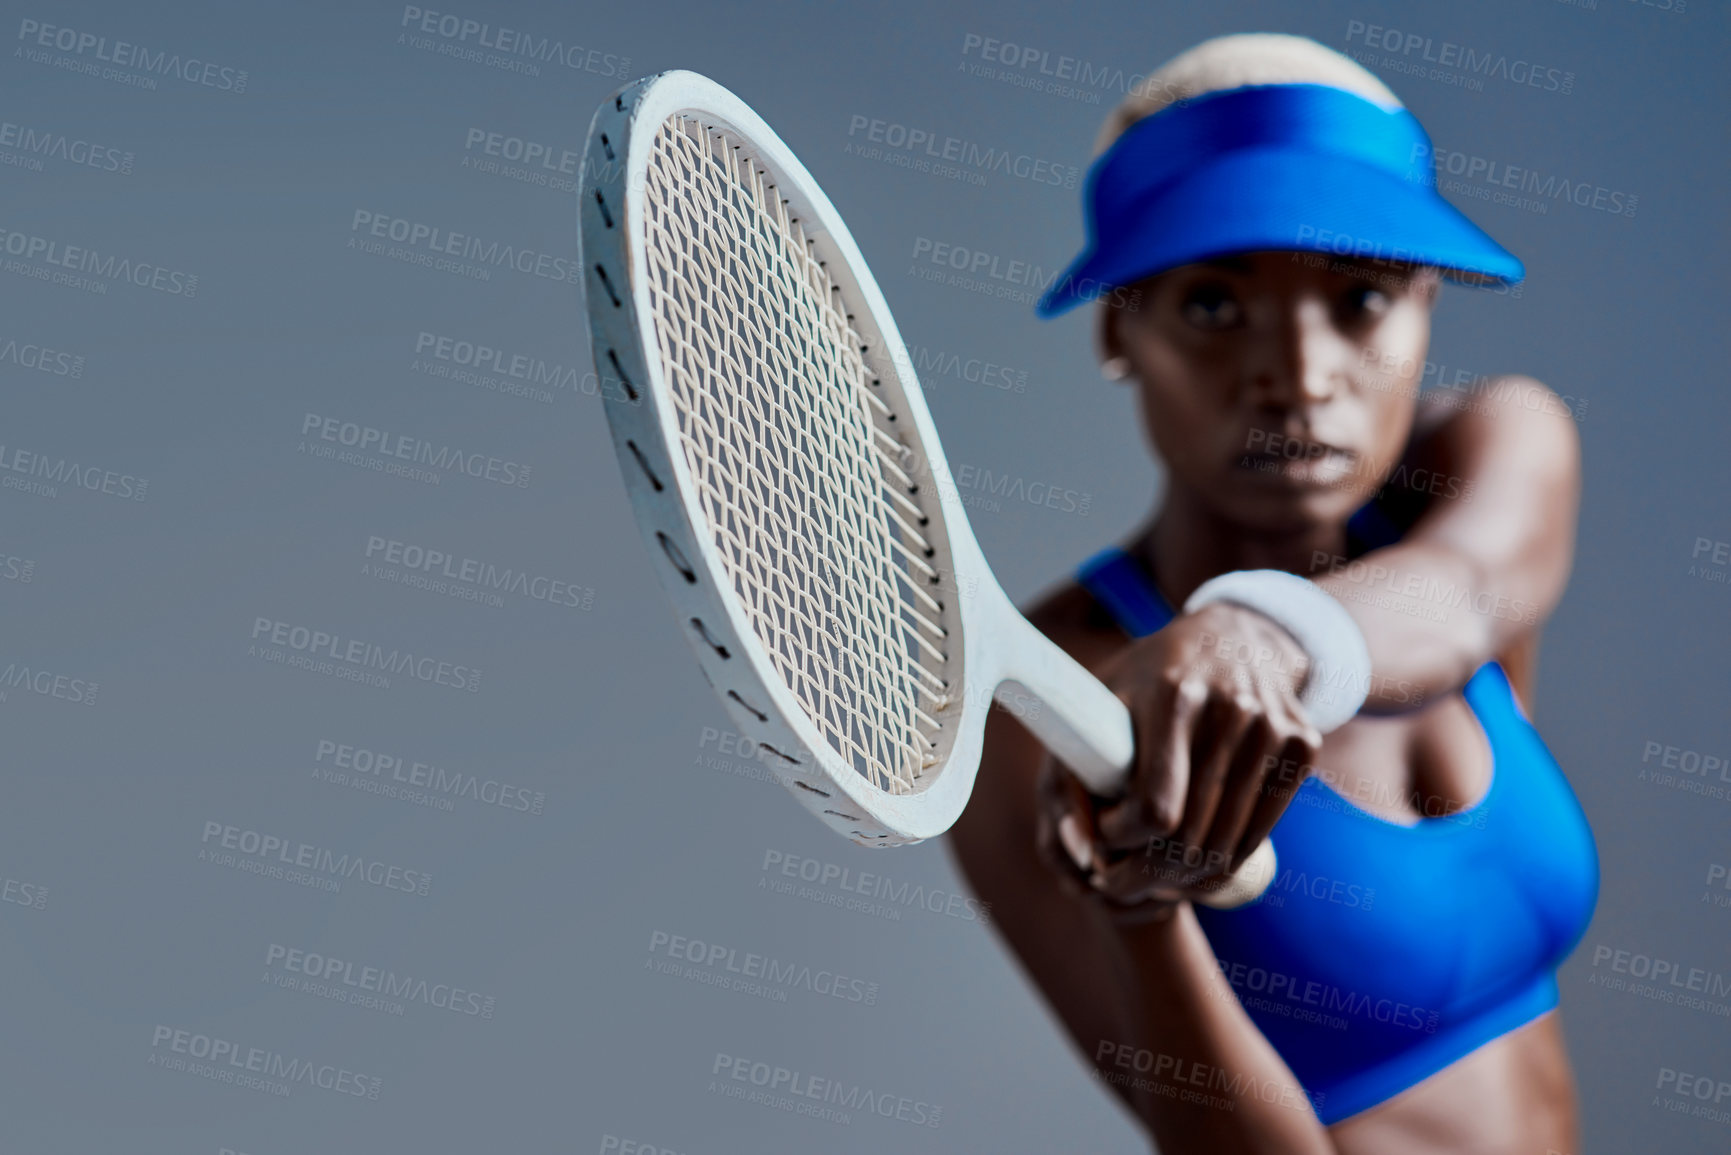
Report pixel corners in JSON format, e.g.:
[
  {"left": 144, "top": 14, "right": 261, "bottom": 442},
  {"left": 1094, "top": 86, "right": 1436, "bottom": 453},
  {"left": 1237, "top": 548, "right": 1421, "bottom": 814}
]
[{"left": 947, "top": 34, "right": 1599, "bottom": 1154}]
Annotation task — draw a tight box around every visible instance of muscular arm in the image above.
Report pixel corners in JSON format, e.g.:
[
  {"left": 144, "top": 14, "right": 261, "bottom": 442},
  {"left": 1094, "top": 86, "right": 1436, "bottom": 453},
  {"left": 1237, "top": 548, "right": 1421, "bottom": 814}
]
[
  {"left": 947, "top": 377, "right": 1583, "bottom": 1152},
  {"left": 1315, "top": 377, "right": 1581, "bottom": 711},
  {"left": 951, "top": 605, "right": 1342, "bottom": 1154}
]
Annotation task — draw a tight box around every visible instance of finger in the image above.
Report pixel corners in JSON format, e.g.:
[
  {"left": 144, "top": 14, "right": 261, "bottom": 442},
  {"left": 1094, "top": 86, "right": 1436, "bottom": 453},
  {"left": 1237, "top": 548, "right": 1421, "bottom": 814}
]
[
  {"left": 1035, "top": 792, "right": 1096, "bottom": 899},
  {"left": 1233, "top": 720, "right": 1320, "bottom": 870},
  {"left": 1087, "top": 846, "right": 1185, "bottom": 908},
  {"left": 1036, "top": 761, "right": 1102, "bottom": 880},
  {"left": 1201, "top": 711, "right": 1280, "bottom": 872},
  {"left": 1097, "top": 673, "right": 1205, "bottom": 850},
  {"left": 1170, "top": 689, "right": 1259, "bottom": 861}
]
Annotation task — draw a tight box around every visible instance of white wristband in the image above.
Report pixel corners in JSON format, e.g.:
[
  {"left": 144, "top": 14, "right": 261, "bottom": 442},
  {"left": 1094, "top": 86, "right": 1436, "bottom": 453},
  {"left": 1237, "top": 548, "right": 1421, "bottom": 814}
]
[{"left": 1182, "top": 569, "right": 1371, "bottom": 733}]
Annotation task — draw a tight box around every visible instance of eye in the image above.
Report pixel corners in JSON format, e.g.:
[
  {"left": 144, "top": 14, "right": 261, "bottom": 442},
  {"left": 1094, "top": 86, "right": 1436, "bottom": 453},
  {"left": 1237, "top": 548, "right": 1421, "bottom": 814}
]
[
  {"left": 1180, "top": 282, "right": 1243, "bottom": 330},
  {"left": 1340, "top": 283, "right": 1393, "bottom": 321}
]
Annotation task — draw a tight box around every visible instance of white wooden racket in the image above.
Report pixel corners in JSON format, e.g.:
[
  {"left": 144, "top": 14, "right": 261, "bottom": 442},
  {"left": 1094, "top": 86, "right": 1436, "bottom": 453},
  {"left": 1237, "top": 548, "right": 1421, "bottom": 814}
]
[{"left": 578, "top": 70, "right": 1274, "bottom": 908}]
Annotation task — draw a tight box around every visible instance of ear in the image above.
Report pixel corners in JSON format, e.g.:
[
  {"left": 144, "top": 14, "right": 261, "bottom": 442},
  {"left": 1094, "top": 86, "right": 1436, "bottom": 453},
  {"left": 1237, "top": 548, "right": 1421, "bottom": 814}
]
[{"left": 1095, "top": 302, "right": 1131, "bottom": 382}]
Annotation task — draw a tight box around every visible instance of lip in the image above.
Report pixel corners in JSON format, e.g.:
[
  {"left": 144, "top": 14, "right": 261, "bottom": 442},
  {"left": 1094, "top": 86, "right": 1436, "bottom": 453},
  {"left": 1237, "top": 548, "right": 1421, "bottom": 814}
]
[{"left": 1238, "top": 444, "right": 1360, "bottom": 487}]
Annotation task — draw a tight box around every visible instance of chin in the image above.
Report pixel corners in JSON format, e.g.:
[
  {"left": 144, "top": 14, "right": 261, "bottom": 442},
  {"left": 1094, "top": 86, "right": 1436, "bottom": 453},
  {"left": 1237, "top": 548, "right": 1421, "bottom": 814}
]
[{"left": 1216, "top": 479, "right": 1366, "bottom": 534}]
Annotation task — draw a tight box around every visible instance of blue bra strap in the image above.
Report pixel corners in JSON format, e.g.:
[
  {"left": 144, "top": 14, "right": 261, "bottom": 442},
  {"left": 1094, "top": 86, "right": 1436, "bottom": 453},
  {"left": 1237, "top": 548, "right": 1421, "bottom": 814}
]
[{"left": 1077, "top": 548, "right": 1175, "bottom": 639}]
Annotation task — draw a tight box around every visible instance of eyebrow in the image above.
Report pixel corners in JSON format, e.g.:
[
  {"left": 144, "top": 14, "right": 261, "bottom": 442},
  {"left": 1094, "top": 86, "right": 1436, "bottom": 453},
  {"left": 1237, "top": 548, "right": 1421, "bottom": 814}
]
[{"left": 1198, "top": 256, "right": 1256, "bottom": 273}]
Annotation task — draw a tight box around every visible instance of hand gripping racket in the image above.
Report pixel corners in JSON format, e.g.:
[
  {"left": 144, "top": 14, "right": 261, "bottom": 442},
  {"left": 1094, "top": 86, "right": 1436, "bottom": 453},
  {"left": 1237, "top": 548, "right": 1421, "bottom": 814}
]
[{"left": 578, "top": 70, "right": 1274, "bottom": 908}]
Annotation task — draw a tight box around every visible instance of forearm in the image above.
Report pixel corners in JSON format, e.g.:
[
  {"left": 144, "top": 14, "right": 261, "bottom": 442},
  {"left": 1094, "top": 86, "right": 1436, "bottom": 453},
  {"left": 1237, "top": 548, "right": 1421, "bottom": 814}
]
[
  {"left": 1311, "top": 539, "right": 1512, "bottom": 711},
  {"left": 1101, "top": 904, "right": 1338, "bottom": 1155},
  {"left": 1305, "top": 381, "right": 1579, "bottom": 712}
]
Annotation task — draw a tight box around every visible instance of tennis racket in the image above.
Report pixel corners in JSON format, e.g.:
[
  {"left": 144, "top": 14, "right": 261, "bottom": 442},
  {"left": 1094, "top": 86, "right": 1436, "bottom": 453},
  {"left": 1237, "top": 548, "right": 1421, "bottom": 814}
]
[{"left": 577, "top": 70, "right": 1274, "bottom": 908}]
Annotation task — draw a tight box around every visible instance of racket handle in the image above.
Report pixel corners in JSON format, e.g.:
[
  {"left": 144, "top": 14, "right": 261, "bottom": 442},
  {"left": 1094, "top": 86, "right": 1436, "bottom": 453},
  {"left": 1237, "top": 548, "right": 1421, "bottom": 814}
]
[{"left": 994, "top": 614, "right": 1275, "bottom": 909}]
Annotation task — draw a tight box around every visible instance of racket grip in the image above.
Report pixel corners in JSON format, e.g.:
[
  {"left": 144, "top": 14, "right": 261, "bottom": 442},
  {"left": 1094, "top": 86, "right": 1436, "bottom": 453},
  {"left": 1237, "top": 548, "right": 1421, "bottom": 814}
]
[{"left": 995, "top": 620, "right": 1276, "bottom": 909}]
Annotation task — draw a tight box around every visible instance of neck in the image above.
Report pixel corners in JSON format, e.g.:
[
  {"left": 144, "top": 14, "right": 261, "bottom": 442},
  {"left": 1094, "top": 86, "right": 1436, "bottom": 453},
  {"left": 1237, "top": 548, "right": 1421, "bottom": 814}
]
[{"left": 1135, "top": 485, "right": 1349, "bottom": 606}]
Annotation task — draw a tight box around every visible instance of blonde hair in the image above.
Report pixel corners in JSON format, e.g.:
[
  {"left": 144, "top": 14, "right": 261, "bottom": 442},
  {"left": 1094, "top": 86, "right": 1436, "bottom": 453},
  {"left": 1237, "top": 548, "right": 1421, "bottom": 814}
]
[{"left": 1093, "top": 33, "right": 1403, "bottom": 157}]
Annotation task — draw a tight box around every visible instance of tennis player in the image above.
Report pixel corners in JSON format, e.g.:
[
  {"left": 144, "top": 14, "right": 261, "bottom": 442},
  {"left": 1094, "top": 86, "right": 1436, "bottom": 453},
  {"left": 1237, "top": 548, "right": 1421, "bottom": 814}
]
[{"left": 949, "top": 33, "right": 1599, "bottom": 1154}]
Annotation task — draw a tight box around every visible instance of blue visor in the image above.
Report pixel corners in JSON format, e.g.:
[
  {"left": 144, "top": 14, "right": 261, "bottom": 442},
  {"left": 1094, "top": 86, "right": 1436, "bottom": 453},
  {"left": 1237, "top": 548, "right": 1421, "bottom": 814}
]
[{"left": 1036, "top": 83, "right": 1524, "bottom": 318}]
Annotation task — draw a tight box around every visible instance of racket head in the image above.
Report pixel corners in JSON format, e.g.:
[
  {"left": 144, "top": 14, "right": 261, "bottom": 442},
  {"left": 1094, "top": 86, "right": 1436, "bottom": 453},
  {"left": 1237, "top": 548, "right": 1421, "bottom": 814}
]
[{"left": 579, "top": 71, "right": 1005, "bottom": 846}]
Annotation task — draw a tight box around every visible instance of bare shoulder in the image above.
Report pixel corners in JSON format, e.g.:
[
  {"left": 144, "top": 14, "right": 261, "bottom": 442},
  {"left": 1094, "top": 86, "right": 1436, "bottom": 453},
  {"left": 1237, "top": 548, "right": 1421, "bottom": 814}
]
[{"left": 1412, "top": 374, "right": 1582, "bottom": 480}]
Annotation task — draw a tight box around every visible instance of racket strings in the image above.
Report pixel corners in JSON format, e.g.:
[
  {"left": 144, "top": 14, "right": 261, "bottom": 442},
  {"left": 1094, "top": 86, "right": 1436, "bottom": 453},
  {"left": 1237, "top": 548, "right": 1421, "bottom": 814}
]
[{"left": 644, "top": 115, "right": 954, "bottom": 793}]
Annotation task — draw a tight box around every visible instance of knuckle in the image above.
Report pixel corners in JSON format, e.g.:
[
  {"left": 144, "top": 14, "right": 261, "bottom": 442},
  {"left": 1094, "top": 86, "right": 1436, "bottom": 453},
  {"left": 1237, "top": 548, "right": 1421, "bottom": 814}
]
[{"left": 1176, "top": 677, "right": 1210, "bottom": 708}]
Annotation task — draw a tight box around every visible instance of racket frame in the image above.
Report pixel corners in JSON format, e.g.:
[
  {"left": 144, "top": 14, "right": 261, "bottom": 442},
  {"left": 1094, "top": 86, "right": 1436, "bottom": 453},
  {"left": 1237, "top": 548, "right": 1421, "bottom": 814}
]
[{"left": 578, "top": 71, "right": 1273, "bottom": 909}]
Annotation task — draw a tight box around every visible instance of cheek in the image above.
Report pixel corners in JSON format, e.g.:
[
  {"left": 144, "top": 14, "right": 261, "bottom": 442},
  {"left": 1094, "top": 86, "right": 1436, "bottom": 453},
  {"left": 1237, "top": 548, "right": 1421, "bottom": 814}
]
[
  {"left": 1352, "top": 314, "right": 1430, "bottom": 401},
  {"left": 1126, "top": 329, "right": 1244, "bottom": 465},
  {"left": 1136, "top": 379, "right": 1237, "bottom": 472}
]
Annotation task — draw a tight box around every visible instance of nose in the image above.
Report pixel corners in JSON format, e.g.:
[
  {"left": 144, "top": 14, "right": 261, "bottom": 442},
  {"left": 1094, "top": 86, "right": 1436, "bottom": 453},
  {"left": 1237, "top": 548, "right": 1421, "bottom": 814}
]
[{"left": 1248, "top": 294, "right": 1345, "bottom": 410}]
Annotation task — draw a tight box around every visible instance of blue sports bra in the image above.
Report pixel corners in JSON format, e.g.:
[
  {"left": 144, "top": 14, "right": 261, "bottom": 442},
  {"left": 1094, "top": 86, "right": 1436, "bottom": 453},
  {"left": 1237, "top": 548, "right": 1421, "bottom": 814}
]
[{"left": 1076, "top": 531, "right": 1599, "bottom": 1124}]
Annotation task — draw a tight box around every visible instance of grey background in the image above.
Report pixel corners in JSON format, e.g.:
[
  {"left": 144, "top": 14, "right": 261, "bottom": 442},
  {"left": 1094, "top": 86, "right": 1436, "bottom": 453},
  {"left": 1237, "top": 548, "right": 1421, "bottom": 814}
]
[{"left": 2, "top": 0, "right": 1726, "bottom": 1152}]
